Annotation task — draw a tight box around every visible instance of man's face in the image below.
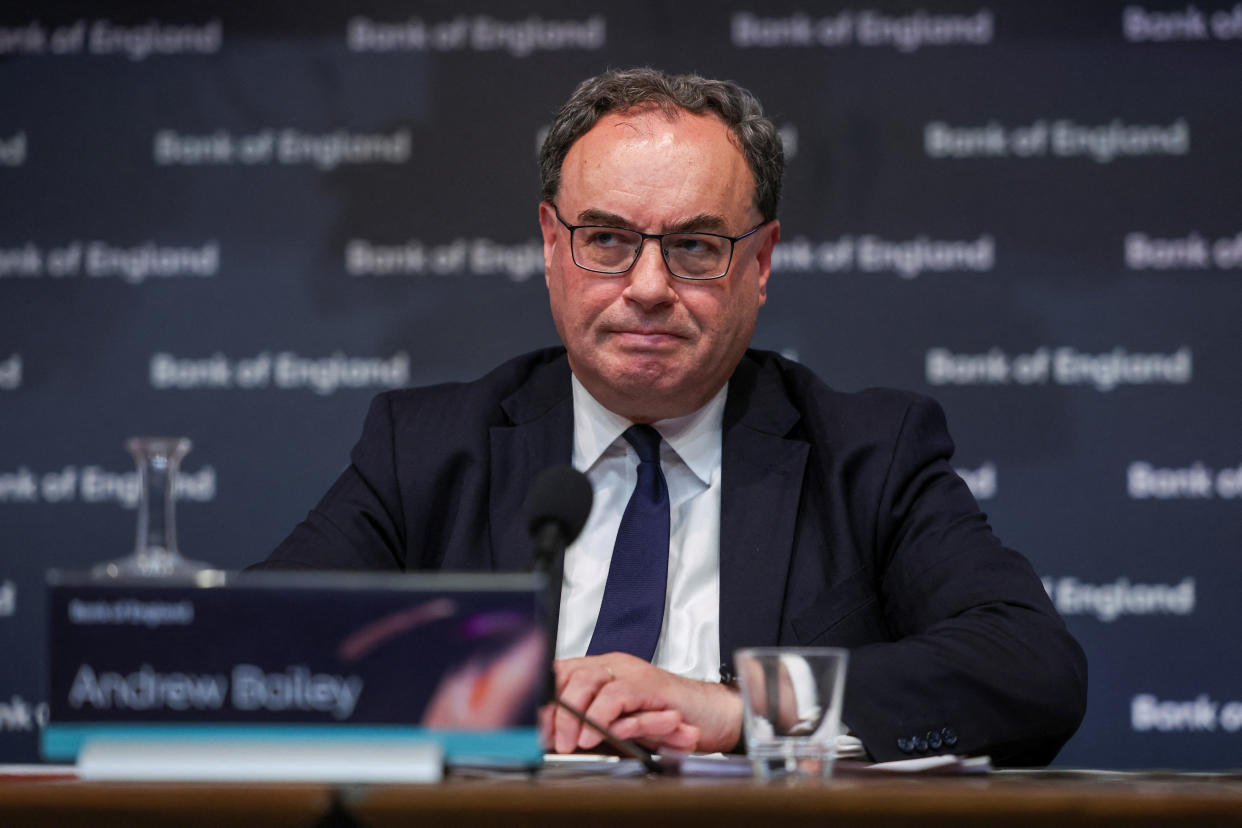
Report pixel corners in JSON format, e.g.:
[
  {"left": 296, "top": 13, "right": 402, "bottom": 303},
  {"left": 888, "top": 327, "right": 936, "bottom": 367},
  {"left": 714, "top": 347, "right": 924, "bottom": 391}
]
[{"left": 540, "top": 107, "right": 780, "bottom": 423}]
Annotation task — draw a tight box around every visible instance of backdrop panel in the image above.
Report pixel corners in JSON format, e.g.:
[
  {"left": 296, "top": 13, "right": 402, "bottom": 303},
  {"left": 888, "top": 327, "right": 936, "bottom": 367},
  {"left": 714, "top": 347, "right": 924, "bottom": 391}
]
[{"left": 2, "top": 0, "right": 1240, "bottom": 769}]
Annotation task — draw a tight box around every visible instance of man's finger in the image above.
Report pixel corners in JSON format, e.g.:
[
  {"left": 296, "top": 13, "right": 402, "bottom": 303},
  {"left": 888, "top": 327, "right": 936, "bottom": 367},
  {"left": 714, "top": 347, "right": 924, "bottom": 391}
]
[
  {"left": 608, "top": 710, "right": 683, "bottom": 743},
  {"left": 577, "top": 678, "right": 652, "bottom": 749},
  {"left": 634, "top": 722, "right": 700, "bottom": 753},
  {"left": 552, "top": 661, "right": 614, "bottom": 753}
]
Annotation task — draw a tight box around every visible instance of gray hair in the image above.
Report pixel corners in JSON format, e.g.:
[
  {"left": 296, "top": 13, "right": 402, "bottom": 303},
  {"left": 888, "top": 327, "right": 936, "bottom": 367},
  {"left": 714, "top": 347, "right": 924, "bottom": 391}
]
[{"left": 539, "top": 67, "right": 784, "bottom": 222}]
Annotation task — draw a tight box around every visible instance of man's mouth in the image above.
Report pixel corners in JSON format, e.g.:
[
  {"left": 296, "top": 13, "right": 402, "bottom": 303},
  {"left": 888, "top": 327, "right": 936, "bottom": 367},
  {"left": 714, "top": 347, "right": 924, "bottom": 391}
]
[{"left": 612, "top": 329, "right": 684, "bottom": 347}]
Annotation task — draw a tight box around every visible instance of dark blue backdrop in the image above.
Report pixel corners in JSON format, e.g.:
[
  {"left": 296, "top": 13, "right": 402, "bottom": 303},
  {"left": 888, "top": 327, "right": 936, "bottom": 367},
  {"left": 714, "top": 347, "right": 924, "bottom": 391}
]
[{"left": 2, "top": 1, "right": 1240, "bottom": 769}]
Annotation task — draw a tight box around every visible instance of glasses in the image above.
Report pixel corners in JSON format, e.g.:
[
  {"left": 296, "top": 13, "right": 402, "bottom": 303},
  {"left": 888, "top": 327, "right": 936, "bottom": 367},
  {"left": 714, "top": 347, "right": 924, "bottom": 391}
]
[{"left": 552, "top": 206, "right": 766, "bottom": 281}]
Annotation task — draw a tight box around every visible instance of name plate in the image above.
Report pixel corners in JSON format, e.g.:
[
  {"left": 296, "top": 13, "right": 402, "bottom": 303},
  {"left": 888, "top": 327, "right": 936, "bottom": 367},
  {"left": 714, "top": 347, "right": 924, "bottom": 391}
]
[{"left": 43, "top": 570, "right": 548, "bottom": 767}]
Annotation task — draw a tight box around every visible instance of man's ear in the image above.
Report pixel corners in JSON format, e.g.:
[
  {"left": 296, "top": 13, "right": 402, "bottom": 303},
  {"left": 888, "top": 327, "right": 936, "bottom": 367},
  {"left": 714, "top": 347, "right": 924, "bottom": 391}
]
[
  {"left": 755, "top": 220, "right": 780, "bottom": 306},
  {"left": 538, "top": 201, "right": 560, "bottom": 288}
]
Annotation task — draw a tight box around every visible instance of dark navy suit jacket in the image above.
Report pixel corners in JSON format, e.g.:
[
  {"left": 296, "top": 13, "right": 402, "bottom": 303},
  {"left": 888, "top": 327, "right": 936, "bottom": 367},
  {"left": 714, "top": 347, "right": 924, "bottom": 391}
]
[{"left": 262, "top": 347, "right": 1087, "bottom": 765}]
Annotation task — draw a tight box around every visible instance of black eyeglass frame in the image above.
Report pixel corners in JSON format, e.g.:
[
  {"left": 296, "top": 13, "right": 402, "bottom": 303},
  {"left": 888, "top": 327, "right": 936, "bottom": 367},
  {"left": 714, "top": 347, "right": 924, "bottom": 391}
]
[{"left": 552, "top": 205, "right": 767, "bottom": 281}]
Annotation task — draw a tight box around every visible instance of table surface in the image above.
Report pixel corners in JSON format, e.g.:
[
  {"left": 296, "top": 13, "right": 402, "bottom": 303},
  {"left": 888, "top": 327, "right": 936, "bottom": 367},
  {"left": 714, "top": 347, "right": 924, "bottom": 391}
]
[{"left": 3, "top": 768, "right": 1242, "bottom": 827}]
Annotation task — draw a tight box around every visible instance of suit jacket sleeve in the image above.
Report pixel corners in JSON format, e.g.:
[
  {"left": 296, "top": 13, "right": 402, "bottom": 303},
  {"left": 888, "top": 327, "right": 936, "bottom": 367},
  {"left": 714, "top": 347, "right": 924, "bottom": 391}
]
[
  {"left": 837, "top": 394, "right": 1087, "bottom": 766},
  {"left": 256, "top": 392, "right": 409, "bottom": 570}
]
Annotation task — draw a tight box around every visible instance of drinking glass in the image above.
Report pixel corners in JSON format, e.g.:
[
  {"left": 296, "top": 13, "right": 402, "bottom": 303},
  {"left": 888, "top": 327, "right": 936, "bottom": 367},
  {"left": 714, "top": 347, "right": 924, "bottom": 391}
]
[{"left": 735, "top": 647, "right": 848, "bottom": 780}]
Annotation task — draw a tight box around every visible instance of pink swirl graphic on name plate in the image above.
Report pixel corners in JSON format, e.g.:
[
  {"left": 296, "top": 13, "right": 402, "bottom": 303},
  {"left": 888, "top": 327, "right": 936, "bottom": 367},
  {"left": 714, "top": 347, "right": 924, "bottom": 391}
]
[{"left": 336, "top": 598, "right": 457, "bottom": 661}]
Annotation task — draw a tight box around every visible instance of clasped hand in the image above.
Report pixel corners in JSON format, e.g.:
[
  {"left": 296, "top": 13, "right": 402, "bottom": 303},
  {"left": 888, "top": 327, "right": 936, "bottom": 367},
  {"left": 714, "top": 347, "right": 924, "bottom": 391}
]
[{"left": 544, "top": 653, "right": 742, "bottom": 755}]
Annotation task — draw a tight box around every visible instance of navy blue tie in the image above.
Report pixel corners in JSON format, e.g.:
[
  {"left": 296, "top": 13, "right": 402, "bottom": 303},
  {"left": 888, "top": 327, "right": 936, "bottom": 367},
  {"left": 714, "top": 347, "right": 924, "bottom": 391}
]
[{"left": 586, "top": 425, "right": 670, "bottom": 661}]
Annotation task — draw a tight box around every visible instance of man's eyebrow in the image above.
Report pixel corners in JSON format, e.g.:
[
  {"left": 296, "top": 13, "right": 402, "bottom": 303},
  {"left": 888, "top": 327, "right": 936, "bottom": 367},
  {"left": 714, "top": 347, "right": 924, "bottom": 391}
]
[
  {"left": 576, "top": 208, "right": 635, "bottom": 228},
  {"left": 575, "top": 209, "right": 730, "bottom": 234},
  {"left": 667, "top": 213, "right": 729, "bottom": 233}
]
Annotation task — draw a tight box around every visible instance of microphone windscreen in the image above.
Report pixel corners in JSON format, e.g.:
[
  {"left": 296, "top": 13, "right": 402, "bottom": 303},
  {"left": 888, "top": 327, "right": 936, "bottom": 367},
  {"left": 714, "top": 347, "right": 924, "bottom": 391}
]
[{"left": 526, "top": 465, "right": 593, "bottom": 544}]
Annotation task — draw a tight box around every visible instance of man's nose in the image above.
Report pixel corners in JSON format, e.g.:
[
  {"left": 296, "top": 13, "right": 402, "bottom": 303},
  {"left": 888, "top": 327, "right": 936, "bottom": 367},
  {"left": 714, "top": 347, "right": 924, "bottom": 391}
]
[{"left": 623, "top": 239, "right": 676, "bottom": 308}]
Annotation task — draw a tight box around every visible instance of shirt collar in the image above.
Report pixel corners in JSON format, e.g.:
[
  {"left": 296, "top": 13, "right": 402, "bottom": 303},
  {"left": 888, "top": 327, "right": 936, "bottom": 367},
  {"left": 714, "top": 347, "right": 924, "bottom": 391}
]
[{"left": 571, "top": 375, "right": 726, "bottom": 487}]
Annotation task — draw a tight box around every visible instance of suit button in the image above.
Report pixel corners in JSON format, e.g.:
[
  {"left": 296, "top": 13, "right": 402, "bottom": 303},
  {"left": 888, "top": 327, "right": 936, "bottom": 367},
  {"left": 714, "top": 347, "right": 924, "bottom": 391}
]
[
  {"left": 941, "top": 727, "right": 958, "bottom": 748},
  {"left": 913, "top": 736, "right": 929, "bottom": 754},
  {"left": 927, "top": 730, "right": 943, "bottom": 751},
  {"left": 897, "top": 737, "right": 915, "bottom": 754}
]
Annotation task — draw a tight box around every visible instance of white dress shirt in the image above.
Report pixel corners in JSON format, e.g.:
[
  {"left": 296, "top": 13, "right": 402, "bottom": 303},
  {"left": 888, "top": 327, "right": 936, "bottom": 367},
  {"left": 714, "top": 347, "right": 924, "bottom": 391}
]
[{"left": 555, "top": 375, "right": 725, "bottom": 683}]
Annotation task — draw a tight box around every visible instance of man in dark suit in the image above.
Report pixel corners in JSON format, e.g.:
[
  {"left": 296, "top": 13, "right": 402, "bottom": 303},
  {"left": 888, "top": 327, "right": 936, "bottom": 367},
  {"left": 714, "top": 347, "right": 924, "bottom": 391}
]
[{"left": 261, "top": 68, "right": 1087, "bottom": 765}]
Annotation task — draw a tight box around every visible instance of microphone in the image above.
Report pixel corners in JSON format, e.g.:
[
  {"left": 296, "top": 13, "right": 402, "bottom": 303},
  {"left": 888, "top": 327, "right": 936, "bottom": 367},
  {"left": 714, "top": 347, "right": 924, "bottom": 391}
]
[
  {"left": 523, "top": 467, "right": 664, "bottom": 774},
  {"left": 526, "top": 465, "right": 593, "bottom": 573}
]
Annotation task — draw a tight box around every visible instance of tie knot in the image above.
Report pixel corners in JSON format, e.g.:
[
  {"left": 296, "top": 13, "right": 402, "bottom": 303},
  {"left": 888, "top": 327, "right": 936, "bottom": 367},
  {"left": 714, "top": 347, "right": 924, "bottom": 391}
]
[{"left": 622, "top": 424, "right": 662, "bottom": 465}]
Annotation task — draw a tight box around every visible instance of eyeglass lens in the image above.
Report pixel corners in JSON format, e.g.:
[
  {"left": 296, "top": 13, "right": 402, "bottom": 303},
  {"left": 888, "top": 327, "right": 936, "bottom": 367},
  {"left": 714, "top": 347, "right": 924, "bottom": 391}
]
[{"left": 573, "top": 227, "right": 731, "bottom": 279}]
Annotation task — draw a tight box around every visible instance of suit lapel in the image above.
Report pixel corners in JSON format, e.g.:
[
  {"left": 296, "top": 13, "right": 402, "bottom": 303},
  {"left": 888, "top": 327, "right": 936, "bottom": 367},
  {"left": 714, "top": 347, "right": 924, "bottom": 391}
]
[
  {"left": 718, "top": 354, "right": 808, "bottom": 670},
  {"left": 487, "top": 352, "right": 574, "bottom": 577}
]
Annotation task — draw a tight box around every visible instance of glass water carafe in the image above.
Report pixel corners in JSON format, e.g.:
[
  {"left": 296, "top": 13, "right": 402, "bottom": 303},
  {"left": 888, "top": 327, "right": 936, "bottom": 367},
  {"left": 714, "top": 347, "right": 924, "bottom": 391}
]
[{"left": 91, "top": 436, "right": 212, "bottom": 578}]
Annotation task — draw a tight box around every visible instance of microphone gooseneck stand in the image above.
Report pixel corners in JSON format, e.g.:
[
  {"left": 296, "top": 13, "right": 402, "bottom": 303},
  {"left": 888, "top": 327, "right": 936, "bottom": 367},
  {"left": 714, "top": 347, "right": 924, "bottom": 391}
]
[{"left": 526, "top": 465, "right": 664, "bottom": 775}]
